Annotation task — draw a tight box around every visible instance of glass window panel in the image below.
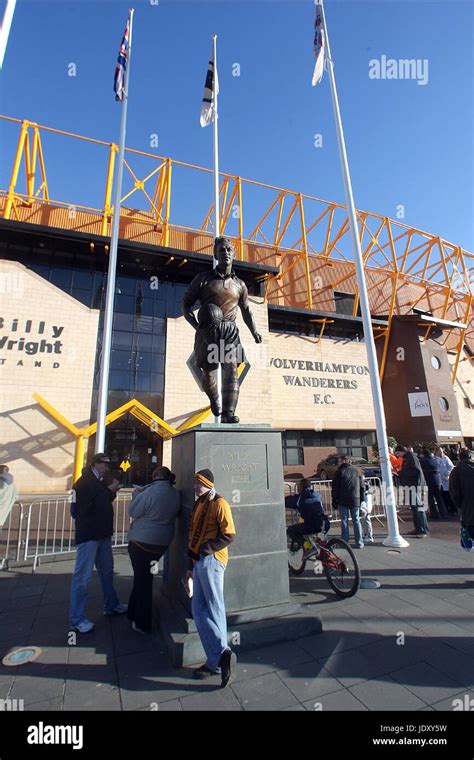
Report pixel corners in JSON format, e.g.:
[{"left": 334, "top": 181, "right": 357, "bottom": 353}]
[
  {"left": 115, "top": 295, "right": 136, "bottom": 314},
  {"left": 135, "top": 394, "right": 163, "bottom": 414},
  {"left": 135, "top": 316, "right": 153, "bottom": 333},
  {"left": 111, "top": 350, "right": 133, "bottom": 371},
  {"left": 154, "top": 281, "right": 169, "bottom": 301},
  {"left": 113, "top": 313, "right": 135, "bottom": 332},
  {"left": 150, "top": 375, "right": 164, "bottom": 393},
  {"left": 133, "top": 374, "right": 151, "bottom": 392},
  {"left": 135, "top": 352, "right": 152, "bottom": 372},
  {"left": 153, "top": 318, "right": 165, "bottom": 336},
  {"left": 152, "top": 334, "right": 165, "bottom": 353},
  {"left": 73, "top": 270, "right": 94, "bottom": 289},
  {"left": 138, "top": 298, "right": 154, "bottom": 317},
  {"left": 112, "top": 331, "right": 134, "bottom": 350},
  {"left": 50, "top": 267, "right": 72, "bottom": 288},
  {"left": 29, "top": 263, "right": 50, "bottom": 279},
  {"left": 134, "top": 333, "right": 153, "bottom": 351},
  {"left": 154, "top": 300, "right": 167, "bottom": 318},
  {"left": 71, "top": 288, "right": 92, "bottom": 307},
  {"left": 151, "top": 354, "right": 165, "bottom": 375},
  {"left": 9, "top": 244, "right": 30, "bottom": 255},
  {"left": 284, "top": 432, "right": 302, "bottom": 446},
  {"left": 303, "top": 433, "right": 321, "bottom": 447},
  {"left": 284, "top": 448, "right": 303, "bottom": 466},
  {"left": 107, "top": 391, "right": 130, "bottom": 412},
  {"left": 115, "top": 275, "right": 136, "bottom": 295},
  {"left": 110, "top": 371, "right": 131, "bottom": 391}
]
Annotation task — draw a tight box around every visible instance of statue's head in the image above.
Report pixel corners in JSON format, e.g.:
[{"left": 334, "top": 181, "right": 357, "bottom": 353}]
[{"left": 213, "top": 237, "right": 235, "bottom": 266}]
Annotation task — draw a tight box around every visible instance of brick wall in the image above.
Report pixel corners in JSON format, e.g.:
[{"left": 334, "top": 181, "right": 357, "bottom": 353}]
[{"left": 0, "top": 261, "right": 99, "bottom": 493}]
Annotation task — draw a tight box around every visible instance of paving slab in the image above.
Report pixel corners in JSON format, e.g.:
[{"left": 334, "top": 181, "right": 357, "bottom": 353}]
[
  {"left": 180, "top": 687, "right": 243, "bottom": 711},
  {"left": 231, "top": 672, "right": 300, "bottom": 711},
  {"left": 389, "top": 661, "right": 468, "bottom": 705},
  {"left": 349, "top": 675, "right": 428, "bottom": 711},
  {"left": 303, "top": 688, "right": 368, "bottom": 711},
  {"left": 277, "top": 661, "right": 344, "bottom": 702}
]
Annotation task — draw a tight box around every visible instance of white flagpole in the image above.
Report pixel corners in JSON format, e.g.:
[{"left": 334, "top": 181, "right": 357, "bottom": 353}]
[
  {"left": 318, "top": 0, "right": 408, "bottom": 547},
  {"left": 96, "top": 8, "right": 135, "bottom": 453},
  {"left": 0, "top": 0, "right": 17, "bottom": 69},
  {"left": 212, "top": 33, "right": 222, "bottom": 424}
]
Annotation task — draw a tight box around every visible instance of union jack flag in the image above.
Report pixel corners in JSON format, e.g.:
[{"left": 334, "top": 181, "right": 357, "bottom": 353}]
[{"left": 114, "top": 16, "right": 130, "bottom": 101}]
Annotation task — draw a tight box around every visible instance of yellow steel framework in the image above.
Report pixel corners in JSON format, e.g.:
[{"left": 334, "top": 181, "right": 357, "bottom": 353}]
[
  {"left": 1, "top": 115, "right": 472, "bottom": 385},
  {"left": 33, "top": 361, "right": 248, "bottom": 480}
]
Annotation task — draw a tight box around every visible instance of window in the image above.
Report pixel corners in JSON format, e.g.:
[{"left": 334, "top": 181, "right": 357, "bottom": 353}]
[
  {"left": 431, "top": 356, "right": 441, "bottom": 370},
  {"left": 111, "top": 350, "right": 133, "bottom": 371},
  {"left": 282, "top": 432, "right": 304, "bottom": 466},
  {"left": 439, "top": 397, "right": 449, "bottom": 412},
  {"left": 50, "top": 267, "right": 72, "bottom": 289},
  {"left": 334, "top": 291, "right": 357, "bottom": 316}
]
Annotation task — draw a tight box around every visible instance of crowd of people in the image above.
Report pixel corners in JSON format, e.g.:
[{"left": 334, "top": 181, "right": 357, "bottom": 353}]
[
  {"left": 69, "top": 454, "right": 237, "bottom": 688},
  {"left": 285, "top": 447, "right": 474, "bottom": 548},
  {"left": 392, "top": 444, "right": 474, "bottom": 539}
]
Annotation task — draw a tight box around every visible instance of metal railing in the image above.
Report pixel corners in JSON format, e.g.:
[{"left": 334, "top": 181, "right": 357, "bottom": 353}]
[
  {"left": 284, "top": 477, "right": 389, "bottom": 528},
  {"left": 0, "top": 492, "right": 133, "bottom": 572},
  {"left": 0, "top": 502, "right": 25, "bottom": 570}
]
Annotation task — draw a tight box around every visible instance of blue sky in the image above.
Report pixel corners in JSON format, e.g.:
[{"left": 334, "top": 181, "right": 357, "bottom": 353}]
[{"left": 0, "top": 0, "right": 473, "bottom": 252}]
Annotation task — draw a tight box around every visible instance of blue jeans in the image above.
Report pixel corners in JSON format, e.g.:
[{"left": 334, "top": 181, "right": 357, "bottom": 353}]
[
  {"left": 70, "top": 538, "right": 120, "bottom": 627},
  {"left": 339, "top": 506, "right": 363, "bottom": 546},
  {"left": 192, "top": 554, "right": 228, "bottom": 672},
  {"left": 411, "top": 505, "right": 429, "bottom": 534}
]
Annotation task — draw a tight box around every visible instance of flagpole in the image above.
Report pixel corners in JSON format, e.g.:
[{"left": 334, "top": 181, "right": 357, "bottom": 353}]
[
  {"left": 96, "top": 8, "right": 135, "bottom": 453},
  {"left": 0, "top": 0, "right": 17, "bottom": 69},
  {"left": 318, "top": 0, "right": 408, "bottom": 547},
  {"left": 212, "top": 32, "right": 222, "bottom": 424}
]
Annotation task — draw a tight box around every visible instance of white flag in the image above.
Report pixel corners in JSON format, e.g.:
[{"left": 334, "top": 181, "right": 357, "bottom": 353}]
[
  {"left": 200, "top": 43, "right": 219, "bottom": 127},
  {"left": 312, "top": 1, "right": 325, "bottom": 86}
]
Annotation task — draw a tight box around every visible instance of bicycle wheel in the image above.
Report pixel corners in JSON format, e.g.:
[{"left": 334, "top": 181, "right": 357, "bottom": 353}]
[
  {"left": 287, "top": 535, "right": 306, "bottom": 575},
  {"left": 323, "top": 537, "right": 360, "bottom": 597}
]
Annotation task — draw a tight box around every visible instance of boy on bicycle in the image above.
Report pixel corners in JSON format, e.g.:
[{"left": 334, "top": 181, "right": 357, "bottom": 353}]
[{"left": 287, "top": 478, "right": 330, "bottom": 550}]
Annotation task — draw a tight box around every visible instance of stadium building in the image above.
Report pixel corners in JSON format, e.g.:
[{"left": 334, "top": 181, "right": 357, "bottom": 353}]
[{"left": 1, "top": 117, "right": 473, "bottom": 492}]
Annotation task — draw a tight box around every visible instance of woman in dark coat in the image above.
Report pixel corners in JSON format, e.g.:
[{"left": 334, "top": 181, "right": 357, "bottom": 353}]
[{"left": 399, "top": 451, "right": 429, "bottom": 537}]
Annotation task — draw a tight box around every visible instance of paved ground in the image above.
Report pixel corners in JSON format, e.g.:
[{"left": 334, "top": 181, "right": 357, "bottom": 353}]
[{"left": 0, "top": 518, "right": 473, "bottom": 712}]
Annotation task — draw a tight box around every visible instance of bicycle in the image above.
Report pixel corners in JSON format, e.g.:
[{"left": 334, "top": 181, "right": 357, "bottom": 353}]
[{"left": 287, "top": 530, "right": 361, "bottom": 598}]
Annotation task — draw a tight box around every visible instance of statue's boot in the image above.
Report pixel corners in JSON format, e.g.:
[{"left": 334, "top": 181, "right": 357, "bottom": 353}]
[
  {"left": 210, "top": 399, "right": 222, "bottom": 417},
  {"left": 221, "top": 411, "right": 240, "bottom": 424}
]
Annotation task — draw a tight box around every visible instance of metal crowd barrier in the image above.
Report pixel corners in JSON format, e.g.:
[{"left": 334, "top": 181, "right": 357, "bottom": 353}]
[
  {"left": 0, "top": 502, "right": 25, "bottom": 570},
  {"left": 0, "top": 492, "right": 133, "bottom": 573},
  {"left": 284, "top": 477, "right": 389, "bottom": 528}
]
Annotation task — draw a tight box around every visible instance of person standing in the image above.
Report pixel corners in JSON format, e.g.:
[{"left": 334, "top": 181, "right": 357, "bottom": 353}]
[
  {"left": 69, "top": 453, "right": 128, "bottom": 633},
  {"left": 399, "top": 448, "right": 429, "bottom": 537},
  {"left": 0, "top": 465, "right": 18, "bottom": 529},
  {"left": 449, "top": 449, "right": 474, "bottom": 543},
  {"left": 360, "top": 480, "right": 374, "bottom": 543},
  {"left": 185, "top": 470, "right": 237, "bottom": 687},
  {"left": 127, "top": 467, "right": 181, "bottom": 633},
  {"left": 435, "top": 446, "right": 456, "bottom": 515},
  {"left": 331, "top": 456, "right": 365, "bottom": 548},
  {"left": 419, "top": 448, "right": 448, "bottom": 519}
]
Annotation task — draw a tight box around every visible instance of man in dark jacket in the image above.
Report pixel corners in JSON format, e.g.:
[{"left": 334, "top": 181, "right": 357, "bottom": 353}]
[
  {"left": 69, "top": 453, "right": 128, "bottom": 633},
  {"left": 287, "top": 479, "right": 329, "bottom": 549},
  {"left": 419, "top": 448, "right": 448, "bottom": 520},
  {"left": 449, "top": 449, "right": 474, "bottom": 539},
  {"left": 332, "top": 456, "right": 365, "bottom": 548}
]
